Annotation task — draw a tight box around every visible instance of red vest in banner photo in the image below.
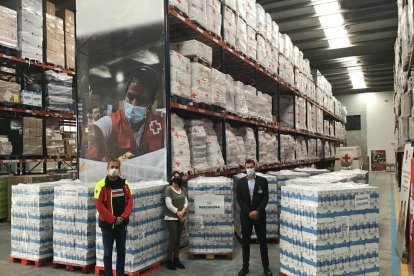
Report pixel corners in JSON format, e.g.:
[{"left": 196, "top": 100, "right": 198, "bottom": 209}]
[{"left": 108, "top": 110, "right": 165, "bottom": 160}]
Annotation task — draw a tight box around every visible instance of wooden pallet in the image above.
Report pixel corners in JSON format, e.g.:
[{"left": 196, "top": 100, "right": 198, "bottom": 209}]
[
  {"left": 95, "top": 261, "right": 163, "bottom": 276},
  {"left": 211, "top": 104, "right": 225, "bottom": 113},
  {"left": 171, "top": 95, "right": 192, "bottom": 105},
  {"left": 0, "top": 45, "right": 20, "bottom": 57},
  {"left": 187, "top": 252, "right": 233, "bottom": 260},
  {"left": 23, "top": 58, "right": 42, "bottom": 64},
  {"left": 10, "top": 255, "right": 51, "bottom": 268},
  {"left": 53, "top": 261, "right": 95, "bottom": 274},
  {"left": 188, "top": 56, "right": 212, "bottom": 68}
]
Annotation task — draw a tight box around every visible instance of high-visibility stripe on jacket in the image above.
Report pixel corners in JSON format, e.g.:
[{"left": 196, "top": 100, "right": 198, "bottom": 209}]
[{"left": 94, "top": 177, "right": 133, "bottom": 228}]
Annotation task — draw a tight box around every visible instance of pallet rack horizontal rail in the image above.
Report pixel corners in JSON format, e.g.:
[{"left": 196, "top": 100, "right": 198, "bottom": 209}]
[
  {"left": 0, "top": 104, "right": 75, "bottom": 119},
  {"left": 0, "top": 157, "right": 76, "bottom": 164},
  {"left": 168, "top": 5, "right": 345, "bottom": 124},
  {"left": 170, "top": 100, "right": 342, "bottom": 142},
  {"left": 0, "top": 53, "right": 75, "bottom": 75}
]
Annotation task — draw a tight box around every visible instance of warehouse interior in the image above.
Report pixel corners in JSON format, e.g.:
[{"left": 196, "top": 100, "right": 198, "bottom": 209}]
[{"left": 0, "top": 0, "right": 411, "bottom": 276}]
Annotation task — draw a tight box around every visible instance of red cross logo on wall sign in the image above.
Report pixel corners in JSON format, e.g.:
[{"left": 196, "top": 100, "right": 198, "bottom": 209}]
[
  {"left": 149, "top": 120, "right": 162, "bottom": 135},
  {"left": 343, "top": 154, "right": 351, "bottom": 162}
]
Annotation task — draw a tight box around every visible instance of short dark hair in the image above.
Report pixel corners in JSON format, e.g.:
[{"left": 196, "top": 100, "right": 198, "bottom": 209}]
[
  {"left": 126, "top": 66, "right": 159, "bottom": 99},
  {"left": 245, "top": 159, "right": 256, "bottom": 166},
  {"left": 107, "top": 158, "right": 121, "bottom": 168}
]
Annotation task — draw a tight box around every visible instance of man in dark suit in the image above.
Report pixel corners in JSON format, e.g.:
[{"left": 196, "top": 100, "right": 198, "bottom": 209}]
[{"left": 236, "top": 159, "right": 272, "bottom": 276}]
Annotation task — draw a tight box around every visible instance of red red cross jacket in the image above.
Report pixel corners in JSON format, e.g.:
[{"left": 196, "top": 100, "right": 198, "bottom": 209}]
[{"left": 87, "top": 109, "right": 165, "bottom": 160}]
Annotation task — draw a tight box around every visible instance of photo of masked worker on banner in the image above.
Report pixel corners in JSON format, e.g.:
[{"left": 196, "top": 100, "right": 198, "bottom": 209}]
[
  {"left": 86, "top": 66, "right": 164, "bottom": 161},
  {"left": 76, "top": 0, "right": 166, "bottom": 183}
]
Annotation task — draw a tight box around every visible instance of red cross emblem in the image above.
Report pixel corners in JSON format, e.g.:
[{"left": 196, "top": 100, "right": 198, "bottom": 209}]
[
  {"left": 149, "top": 120, "right": 162, "bottom": 135},
  {"left": 343, "top": 154, "right": 351, "bottom": 162}
]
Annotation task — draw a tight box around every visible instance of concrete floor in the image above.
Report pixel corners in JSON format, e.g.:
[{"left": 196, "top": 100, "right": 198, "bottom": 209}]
[{"left": 0, "top": 172, "right": 407, "bottom": 275}]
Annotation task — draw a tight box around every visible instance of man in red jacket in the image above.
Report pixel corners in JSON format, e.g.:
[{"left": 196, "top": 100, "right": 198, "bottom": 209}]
[
  {"left": 94, "top": 159, "right": 133, "bottom": 276},
  {"left": 86, "top": 66, "right": 165, "bottom": 161}
]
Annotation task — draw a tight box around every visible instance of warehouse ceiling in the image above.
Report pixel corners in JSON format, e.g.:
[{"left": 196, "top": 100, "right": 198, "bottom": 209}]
[{"left": 258, "top": 0, "right": 397, "bottom": 95}]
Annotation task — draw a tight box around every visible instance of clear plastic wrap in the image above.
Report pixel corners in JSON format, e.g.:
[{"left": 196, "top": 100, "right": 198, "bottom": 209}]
[
  {"left": 245, "top": 0, "right": 256, "bottom": 29},
  {"left": 190, "top": 62, "right": 212, "bottom": 104},
  {"left": 245, "top": 85, "right": 257, "bottom": 118},
  {"left": 225, "top": 74, "right": 235, "bottom": 113},
  {"left": 295, "top": 137, "right": 307, "bottom": 161},
  {"left": 265, "top": 13, "right": 272, "bottom": 41},
  {"left": 188, "top": 0, "right": 208, "bottom": 29},
  {"left": 170, "top": 50, "right": 191, "bottom": 99},
  {"left": 223, "top": 6, "right": 237, "bottom": 47},
  {"left": 234, "top": 81, "right": 249, "bottom": 118},
  {"left": 169, "top": 0, "right": 189, "bottom": 15},
  {"left": 246, "top": 25, "right": 257, "bottom": 60},
  {"left": 236, "top": 0, "right": 247, "bottom": 20},
  {"left": 96, "top": 181, "right": 169, "bottom": 272},
  {"left": 295, "top": 96, "right": 306, "bottom": 130},
  {"left": 280, "top": 134, "right": 295, "bottom": 162},
  {"left": 236, "top": 16, "right": 247, "bottom": 54},
  {"left": 257, "top": 34, "right": 267, "bottom": 68},
  {"left": 0, "top": 6, "right": 18, "bottom": 49},
  {"left": 271, "top": 21, "right": 279, "bottom": 47},
  {"left": 207, "top": 0, "right": 222, "bottom": 38},
  {"left": 203, "top": 119, "right": 225, "bottom": 170},
  {"left": 45, "top": 70, "right": 73, "bottom": 111},
  {"left": 258, "top": 130, "right": 278, "bottom": 164},
  {"left": 185, "top": 120, "right": 210, "bottom": 172},
  {"left": 170, "top": 40, "right": 213, "bottom": 65},
  {"left": 211, "top": 68, "right": 227, "bottom": 108},
  {"left": 255, "top": 3, "right": 266, "bottom": 36},
  {"left": 187, "top": 177, "right": 233, "bottom": 254},
  {"left": 171, "top": 114, "right": 192, "bottom": 173},
  {"left": 240, "top": 127, "right": 256, "bottom": 161}
]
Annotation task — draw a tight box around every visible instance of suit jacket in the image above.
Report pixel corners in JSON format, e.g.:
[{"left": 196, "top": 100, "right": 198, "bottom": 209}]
[{"left": 236, "top": 175, "right": 269, "bottom": 221}]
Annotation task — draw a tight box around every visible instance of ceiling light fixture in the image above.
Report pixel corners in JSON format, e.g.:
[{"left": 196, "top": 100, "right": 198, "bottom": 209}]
[
  {"left": 347, "top": 66, "right": 367, "bottom": 89},
  {"left": 313, "top": 0, "right": 351, "bottom": 50}
]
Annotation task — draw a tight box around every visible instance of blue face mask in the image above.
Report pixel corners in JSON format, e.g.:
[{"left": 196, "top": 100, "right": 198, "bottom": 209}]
[{"left": 124, "top": 101, "right": 147, "bottom": 124}]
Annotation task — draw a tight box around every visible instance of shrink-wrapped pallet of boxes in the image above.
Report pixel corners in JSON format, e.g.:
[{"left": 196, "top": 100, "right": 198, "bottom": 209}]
[
  {"left": 187, "top": 177, "right": 234, "bottom": 257},
  {"left": 96, "top": 181, "right": 168, "bottom": 273}
]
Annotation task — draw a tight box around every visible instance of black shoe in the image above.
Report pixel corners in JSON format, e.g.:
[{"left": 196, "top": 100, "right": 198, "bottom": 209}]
[
  {"left": 166, "top": 260, "right": 176, "bottom": 270},
  {"left": 263, "top": 268, "right": 273, "bottom": 276},
  {"left": 238, "top": 267, "right": 249, "bottom": 276},
  {"left": 174, "top": 258, "right": 185, "bottom": 269}
]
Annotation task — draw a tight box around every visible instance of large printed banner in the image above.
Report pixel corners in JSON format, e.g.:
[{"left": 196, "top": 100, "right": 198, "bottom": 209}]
[
  {"left": 76, "top": 0, "right": 167, "bottom": 182},
  {"left": 397, "top": 143, "right": 413, "bottom": 259}
]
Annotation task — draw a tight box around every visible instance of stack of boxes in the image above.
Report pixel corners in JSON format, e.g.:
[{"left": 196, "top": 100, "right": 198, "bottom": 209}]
[
  {"left": 211, "top": 68, "right": 227, "bottom": 108},
  {"left": 45, "top": 70, "right": 73, "bottom": 112},
  {"left": 187, "top": 177, "right": 234, "bottom": 254},
  {"left": 296, "top": 96, "right": 306, "bottom": 130},
  {"left": 11, "top": 182, "right": 60, "bottom": 260},
  {"left": 170, "top": 50, "right": 191, "bottom": 100},
  {"left": 207, "top": 0, "right": 222, "bottom": 38},
  {"left": 171, "top": 40, "right": 212, "bottom": 104},
  {"left": 170, "top": 0, "right": 189, "bottom": 15},
  {"left": 46, "top": 119, "right": 65, "bottom": 157},
  {"left": 171, "top": 114, "right": 192, "bottom": 174},
  {"left": 21, "top": 72, "right": 42, "bottom": 106},
  {"left": 96, "top": 181, "right": 168, "bottom": 273},
  {"left": 295, "top": 137, "right": 308, "bottom": 161},
  {"left": 223, "top": 5, "right": 237, "bottom": 48},
  {"left": 0, "top": 135, "right": 13, "bottom": 155},
  {"left": 280, "top": 181, "right": 379, "bottom": 276},
  {"left": 258, "top": 130, "right": 278, "bottom": 165},
  {"left": 53, "top": 183, "right": 96, "bottom": 266},
  {"left": 185, "top": 120, "right": 210, "bottom": 172},
  {"left": 58, "top": 9, "right": 75, "bottom": 69},
  {"left": 203, "top": 119, "right": 225, "bottom": 171},
  {"left": 45, "top": 2, "right": 65, "bottom": 67},
  {"left": 64, "top": 132, "right": 76, "bottom": 157},
  {"left": 0, "top": 79, "right": 20, "bottom": 104},
  {"left": 0, "top": 6, "right": 17, "bottom": 49},
  {"left": 12, "top": 0, "right": 44, "bottom": 61},
  {"left": 280, "top": 134, "right": 296, "bottom": 162},
  {"left": 22, "top": 117, "right": 43, "bottom": 156},
  {"left": 188, "top": 0, "right": 208, "bottom": 30}
]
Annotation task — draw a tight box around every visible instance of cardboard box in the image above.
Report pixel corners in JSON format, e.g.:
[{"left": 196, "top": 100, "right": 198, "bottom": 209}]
[{"left": 46, "top": 1, "right": 55, "bottom": 15}]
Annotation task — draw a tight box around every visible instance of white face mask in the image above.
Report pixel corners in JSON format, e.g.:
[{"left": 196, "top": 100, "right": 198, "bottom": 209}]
[
  {"left": 246, "top": 168, "right": 255, "bottom": 176},
  {"left": 108, "top": 168, "right": 119, "bottom": 177}
]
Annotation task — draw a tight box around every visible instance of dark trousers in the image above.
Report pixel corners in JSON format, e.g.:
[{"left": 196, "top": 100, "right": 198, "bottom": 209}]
[
  {"left": 101, "top": 226, "right": 127, "bottom": 276},
  {"left": 165, "top": 220, "right": 184, "bottom": 260},
  {"left": 241, "top": 216, "right": 269, "bottom": 269}
]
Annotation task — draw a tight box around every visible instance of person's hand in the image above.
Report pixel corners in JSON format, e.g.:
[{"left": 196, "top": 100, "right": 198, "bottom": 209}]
[
  {"left": 176, "top": 210, "right": 184, "bottom": 219},
  {"left": 249, "top": 211, "right": 259, "bottom": 220},
  {"left": 115, "top": 217, "right": 124, "bottom": 225}
]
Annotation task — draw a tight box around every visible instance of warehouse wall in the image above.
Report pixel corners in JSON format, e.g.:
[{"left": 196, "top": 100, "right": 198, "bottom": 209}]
[
  {"left": 366, "top": 92, "right": 395, "bottom": 164},
  {"left": 337, "top": 92, "right": 395, "bottom": 169}
]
